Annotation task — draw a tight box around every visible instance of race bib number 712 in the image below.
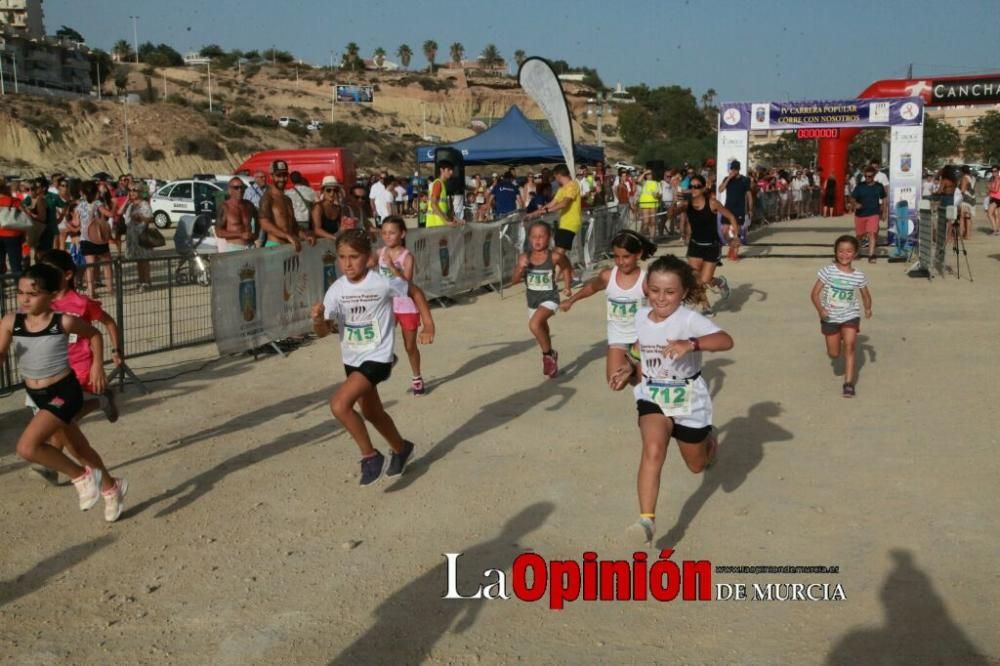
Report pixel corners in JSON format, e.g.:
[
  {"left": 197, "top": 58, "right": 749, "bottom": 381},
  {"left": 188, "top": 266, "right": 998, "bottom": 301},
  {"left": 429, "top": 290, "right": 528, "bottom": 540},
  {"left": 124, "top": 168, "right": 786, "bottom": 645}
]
[{"left": 646, "top": 379, "right": 693, "bottom": 417}]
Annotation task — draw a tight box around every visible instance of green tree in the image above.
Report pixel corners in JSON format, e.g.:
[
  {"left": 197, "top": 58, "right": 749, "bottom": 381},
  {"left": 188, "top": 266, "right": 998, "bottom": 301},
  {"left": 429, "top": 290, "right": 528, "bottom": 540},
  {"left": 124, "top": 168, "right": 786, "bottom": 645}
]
[
  {"left": 848, "top": 129, "right": 889, "bottom": 170},
  {"left": 199, "top": 44, "right": 226, "bottom": 58},
  {"left": 750, "top": 133, "right": 816, "bottom": 167},
  {"left": 618, "top": 84, "right": 713, "bottom": 158},
  {"left": 112, "top": 39, "right": 133, "bottom": 62},
  {"left": 963, "top": 110, "right": 1000, "bottom": 163},
  {"left": 422, "top": 40, "right": 438, "bottom": 72},
  {"left": 342, "top": 42, "right": 361, "bottom": 71},
  {"left": 396, "top": 44, "right": 413, "bottom": 70},
  {"left": 243, "top": 49, "right": 261, "bottom": 62},
  {"left": 636, "top": 136, "right": 716, "bottom": 168},
  {"left": 921, "top": 116, "right": 961, "bottom": 167},
  {"left": 55, "top": 25, "right": 85, "bottom": 42},
  {"left": 480, "top": 44, "right": 502, "bottom": 70},
  {"left": 138, "top": 42, "right": 183, "bottom": 67},
  {"left": 263, "top": 48, "right": 294, "bottom": 65},
  {"left": 449, "top": 42, "right": 464, "bottom": 65},
  {"left": 113, "top": 66, "right": 130, "bottom": 94},
  {"left": 89, "top": 49, "right": 114, "bottom": 86},
  {"left": 514, "top": 49, "right": 526, "bottom": 67},
  {"left": 373, "top": 47, "right": 386, "bottom": 70}
]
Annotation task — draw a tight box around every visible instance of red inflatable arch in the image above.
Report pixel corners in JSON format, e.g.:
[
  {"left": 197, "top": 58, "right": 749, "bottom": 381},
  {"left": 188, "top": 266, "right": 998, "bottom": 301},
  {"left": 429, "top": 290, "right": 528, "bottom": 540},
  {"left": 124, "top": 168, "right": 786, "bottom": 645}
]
[{"left": 818, "top": 72, "right": 1000, "bottom": 214}]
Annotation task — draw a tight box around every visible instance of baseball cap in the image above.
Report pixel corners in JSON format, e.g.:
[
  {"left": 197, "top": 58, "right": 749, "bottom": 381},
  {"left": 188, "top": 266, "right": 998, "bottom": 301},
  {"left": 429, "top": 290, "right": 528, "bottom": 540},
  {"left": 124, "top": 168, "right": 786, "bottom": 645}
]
[{"left": 271, "top": 159, "right": 289, "bottom": 174}]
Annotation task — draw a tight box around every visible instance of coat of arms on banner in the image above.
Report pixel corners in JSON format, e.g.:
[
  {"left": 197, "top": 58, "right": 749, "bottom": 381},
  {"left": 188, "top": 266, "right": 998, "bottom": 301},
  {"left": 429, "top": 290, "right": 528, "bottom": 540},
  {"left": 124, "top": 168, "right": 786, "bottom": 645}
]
[
  {"left": 322, "top": 250, "right": 338, "bottom": 290},
  {"left": 239, "top": 263, "right": 257, "bottom": 322}
]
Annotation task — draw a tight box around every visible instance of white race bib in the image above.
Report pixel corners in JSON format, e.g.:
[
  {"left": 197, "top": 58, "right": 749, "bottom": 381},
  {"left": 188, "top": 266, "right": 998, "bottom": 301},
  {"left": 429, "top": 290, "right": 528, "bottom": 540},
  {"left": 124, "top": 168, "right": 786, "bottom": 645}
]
[
  {"left": 343, "top": 320, "right": 381, "bottom": 351},
  {"left": 646, "top": 378, "right": 693, "bottom": 417},
  {"left": 607, "top": 298, "right": 639, "bottom": 322},
  {"left": 527, "top": 269, "right": 554, "bottom": 291}
]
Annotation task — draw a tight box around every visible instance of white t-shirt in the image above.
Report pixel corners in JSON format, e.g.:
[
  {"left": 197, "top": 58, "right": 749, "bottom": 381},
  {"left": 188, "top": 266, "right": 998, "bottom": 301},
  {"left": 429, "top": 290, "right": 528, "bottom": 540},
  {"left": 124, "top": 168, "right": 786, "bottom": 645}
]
[
  {"left": 874, "top": 171, "right": 889, "bottom": 188},
  {"left": 633, "top": 305, "right": 720, "bottom": 429},
  {"left": 289, "top": 185, "right": 317, "bottom": 224},
  {"left": 817, "top": 264, "right": 868, "bottom": 323},
  {"left": 373, "top": 187, "right": 395, "bottom": 220},
  {"left": 394, "top": 185, "right": 407, "bottom": 203},
  {"left": 578, "top": 177, "right": 592, "bottom": 196},
  {"left": 660, "top": 180, "right": 673, "bottom": 202},
  {"left": 368, "top": 180, "right": 387, "bottom": 203},
  {"left": 322, "top": 270, "right": 408, "bottom": 367}
]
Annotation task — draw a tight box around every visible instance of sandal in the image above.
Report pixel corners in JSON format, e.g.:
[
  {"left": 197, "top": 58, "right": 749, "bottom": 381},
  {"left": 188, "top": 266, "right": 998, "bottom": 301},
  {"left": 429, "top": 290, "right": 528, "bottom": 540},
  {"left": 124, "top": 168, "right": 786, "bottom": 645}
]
[{"left": 842, "top": 383, "right": 855, "bottom": 398}]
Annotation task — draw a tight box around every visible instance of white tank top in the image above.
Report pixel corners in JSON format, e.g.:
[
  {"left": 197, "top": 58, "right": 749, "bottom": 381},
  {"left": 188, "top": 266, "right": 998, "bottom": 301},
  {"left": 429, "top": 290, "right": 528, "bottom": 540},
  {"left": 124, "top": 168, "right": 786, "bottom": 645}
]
[{"left": 605, "top": 266, "right": 646, "bottom": 345}]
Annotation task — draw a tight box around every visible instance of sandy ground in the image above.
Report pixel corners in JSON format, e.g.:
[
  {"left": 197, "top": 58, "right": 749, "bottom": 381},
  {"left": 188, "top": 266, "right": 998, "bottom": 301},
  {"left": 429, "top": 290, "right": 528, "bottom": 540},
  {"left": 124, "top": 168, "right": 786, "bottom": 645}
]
[{"left": 1, "top": 214, "right": 998, "bottom": 665}]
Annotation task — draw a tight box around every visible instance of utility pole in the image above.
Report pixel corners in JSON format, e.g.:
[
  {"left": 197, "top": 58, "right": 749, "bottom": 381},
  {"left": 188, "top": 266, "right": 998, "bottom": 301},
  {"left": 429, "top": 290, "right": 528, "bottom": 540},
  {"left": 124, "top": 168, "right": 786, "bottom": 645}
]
[
  {"left": 123, "top": 99, "right": 132, "bottom": 172},
  {"left": 330, "top": 50, "right": 335, "bottom": 70},
  {"left": 331, "top": 83, "right": 335, "bottom": 122},
  {"left": 162, "top": 69, "right": 167, "bottom": 97},
  {"left": 207, "top": 60, "right": 213, "bottom": 112},
  {"left": 1, "top": 55, "right": 6, "bottom": 95},
  {"left": 97, "top": 59, "right": 102, "bottom": 100},
  {"left": 11, "top": 51, "right": 17, "bottom": 93},
  {"left": 129, "top": 16, "right": 140, "bottom": 65},
  {"left": 906, "top": 63, "right": 913, "bottom": 79}
]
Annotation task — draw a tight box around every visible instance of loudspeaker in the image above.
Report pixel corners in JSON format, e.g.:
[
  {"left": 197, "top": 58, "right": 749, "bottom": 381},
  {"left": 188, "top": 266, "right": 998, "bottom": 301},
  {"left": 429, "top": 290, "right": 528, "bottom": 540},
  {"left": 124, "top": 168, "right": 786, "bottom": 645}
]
[
  {"left": 434, "top": 147, "right": 466, "bottom": 196},
  {"left": 645, "top": 160, "right": 665, "bottom": 181}
]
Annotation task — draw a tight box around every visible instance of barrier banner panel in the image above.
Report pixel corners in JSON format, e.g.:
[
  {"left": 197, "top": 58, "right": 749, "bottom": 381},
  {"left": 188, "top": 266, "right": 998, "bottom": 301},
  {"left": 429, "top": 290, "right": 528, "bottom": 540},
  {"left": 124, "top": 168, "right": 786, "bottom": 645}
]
[{"left": 212, "top": 241, "right": 338, "bottom": 355}]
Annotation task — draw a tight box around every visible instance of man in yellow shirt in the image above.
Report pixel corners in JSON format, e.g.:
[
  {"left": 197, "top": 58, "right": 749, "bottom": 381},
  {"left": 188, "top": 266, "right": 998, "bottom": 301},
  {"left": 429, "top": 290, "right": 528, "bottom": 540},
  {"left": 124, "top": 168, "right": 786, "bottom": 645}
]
[{"left": 526, "top": 164, "right": 581, "bottom": 265}]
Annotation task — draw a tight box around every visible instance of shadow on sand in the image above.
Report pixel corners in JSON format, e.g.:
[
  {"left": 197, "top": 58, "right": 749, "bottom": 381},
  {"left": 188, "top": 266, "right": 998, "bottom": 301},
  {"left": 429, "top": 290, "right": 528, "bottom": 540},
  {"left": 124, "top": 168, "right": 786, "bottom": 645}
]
[{"left": 0, "top": 535, "right": 115, "bottom": 607}]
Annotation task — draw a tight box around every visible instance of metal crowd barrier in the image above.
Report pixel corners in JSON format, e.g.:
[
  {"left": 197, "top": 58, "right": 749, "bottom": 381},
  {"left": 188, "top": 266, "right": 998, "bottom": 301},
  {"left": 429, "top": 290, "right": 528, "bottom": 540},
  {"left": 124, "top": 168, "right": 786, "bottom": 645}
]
[{"left": 1, "top": 254, "right": 213, "bottom": 393}]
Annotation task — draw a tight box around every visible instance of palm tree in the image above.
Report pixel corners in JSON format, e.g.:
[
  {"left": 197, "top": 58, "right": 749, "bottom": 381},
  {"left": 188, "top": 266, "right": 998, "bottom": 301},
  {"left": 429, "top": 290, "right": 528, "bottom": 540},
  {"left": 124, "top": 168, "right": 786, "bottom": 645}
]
[
  {"left": 373, "top": 46, "right": 386, "bottom": 70},
  {"left": 112, "top": 39, "right": 133, "bottom": 62},
  {"left": 396, "top": 44, "right": 413, "bottom": 70},
  {"left": 480, "top": 44, "right": 502, "bottom": 71},
  {"left": 342, "top": 42, "right": 361, "bottom": 72},
  {"left": 449, "top": 42, "right": 464, "bottom": 66},
  {"left": 514, "top": 49, "right": 526, "bottom": 67},
  {"left": 700, "top": 88, "right": 717, "bottom": 110},
  {"left": 422, "top": 40, "right": 438, "bottom": 73}
]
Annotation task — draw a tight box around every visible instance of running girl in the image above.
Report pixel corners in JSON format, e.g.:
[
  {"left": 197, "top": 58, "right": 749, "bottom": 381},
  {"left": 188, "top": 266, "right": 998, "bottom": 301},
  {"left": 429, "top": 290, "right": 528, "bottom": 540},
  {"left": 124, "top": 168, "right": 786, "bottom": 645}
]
[
  {"left": 810, "top": 235, "right": 872, "bottom": 398},
  {"left": 682, "top": 174, "right": 735, "bottom": 316},
  {"left": 609, "top": 255, "right": 733, "bottom": 546},
  {"left": 311, "top": 229, "right": 436, "bottom": 486},
  {"left": 510, "top": 221, "right": 572, "bottom": 379},
  {"left": 374, "top": 216, "right": 426, "bottom": 395},
  {"left": 0, "top": 264, "right": 128, "bottom": 521},
  {"left": 561, "top": 229, "right": 657, "bottom": 383}
]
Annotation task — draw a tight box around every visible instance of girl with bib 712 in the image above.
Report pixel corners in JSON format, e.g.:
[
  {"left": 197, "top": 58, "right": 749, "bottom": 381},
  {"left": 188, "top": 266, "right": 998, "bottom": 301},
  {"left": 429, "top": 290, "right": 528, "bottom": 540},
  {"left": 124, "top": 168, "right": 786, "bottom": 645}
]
[
  {"left": 610, "top": 255, "right": 734, "bottom": 547},
  {"left": 561, "top": 230, "right": 657, "bottom": 384}
]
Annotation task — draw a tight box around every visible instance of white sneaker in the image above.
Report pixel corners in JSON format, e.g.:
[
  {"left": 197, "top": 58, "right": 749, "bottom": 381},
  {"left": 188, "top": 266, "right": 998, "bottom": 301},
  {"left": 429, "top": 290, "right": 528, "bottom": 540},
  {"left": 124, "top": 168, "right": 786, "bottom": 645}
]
[
  {"left": 72, "top": 467, "right": 102, "bottom": 511},
  {"left": 103, "top": 478, "right": 128, "bottom": 523},
  {"left": 626, "top": 517, "right": 655, "bottom": 547}
]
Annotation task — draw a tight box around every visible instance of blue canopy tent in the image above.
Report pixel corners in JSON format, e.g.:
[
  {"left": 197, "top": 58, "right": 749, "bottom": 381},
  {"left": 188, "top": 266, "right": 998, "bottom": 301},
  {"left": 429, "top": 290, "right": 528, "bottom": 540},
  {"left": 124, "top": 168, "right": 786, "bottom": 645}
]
[{"left": 415, "top": 105, "right": 604, "bottom": 166}]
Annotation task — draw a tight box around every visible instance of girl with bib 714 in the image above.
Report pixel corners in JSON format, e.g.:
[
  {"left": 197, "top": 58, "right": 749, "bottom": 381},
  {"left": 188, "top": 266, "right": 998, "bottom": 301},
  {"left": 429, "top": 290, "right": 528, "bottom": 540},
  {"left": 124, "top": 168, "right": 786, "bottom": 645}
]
[
  {"left": 610, "top": 255, "right": 734, "bottom": 547},
  {"left": 561, "top": 230, "right": 657, "bottom": 384}
]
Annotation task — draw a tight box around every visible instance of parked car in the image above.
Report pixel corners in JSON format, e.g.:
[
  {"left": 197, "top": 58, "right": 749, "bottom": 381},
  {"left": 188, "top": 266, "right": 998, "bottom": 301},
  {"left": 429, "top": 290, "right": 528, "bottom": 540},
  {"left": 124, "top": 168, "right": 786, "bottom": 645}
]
[
  {"left": 150, "top": 179, "right": 224, "bottom": 228},
  {"left": 278, "top": 117, "right": 302, "bottom": 128},
  {"left": 306, "top": 120, "right": 324, "bottom": 131}
]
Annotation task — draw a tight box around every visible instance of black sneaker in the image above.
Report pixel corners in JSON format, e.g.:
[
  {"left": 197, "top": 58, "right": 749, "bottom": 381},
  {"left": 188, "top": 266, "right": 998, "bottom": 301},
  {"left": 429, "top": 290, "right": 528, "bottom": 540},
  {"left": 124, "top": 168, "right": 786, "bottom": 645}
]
[
  {"left": 359, "top": 451, "right": 386, "bottom": 486},
  {"left": 386, "top": 440, "right": 415, "bottom": 477}
]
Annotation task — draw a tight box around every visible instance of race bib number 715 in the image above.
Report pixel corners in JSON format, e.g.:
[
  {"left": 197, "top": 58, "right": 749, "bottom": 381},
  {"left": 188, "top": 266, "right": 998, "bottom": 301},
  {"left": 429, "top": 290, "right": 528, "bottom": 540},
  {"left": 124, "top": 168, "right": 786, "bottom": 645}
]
[{"left": 344, "top": 320, "right": 381, "bottom": 350}]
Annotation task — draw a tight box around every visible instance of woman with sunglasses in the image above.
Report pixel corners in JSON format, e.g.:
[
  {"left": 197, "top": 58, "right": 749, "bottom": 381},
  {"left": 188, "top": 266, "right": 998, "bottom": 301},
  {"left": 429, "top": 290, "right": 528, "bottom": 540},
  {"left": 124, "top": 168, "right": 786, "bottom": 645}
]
[
  {"left": 121, "top": 185, "right": 154, "bottom": 290},
  {"left": 312, "top": 176, "right": 344, "bottom": 240},
  {"left": 682, "top": 174, "right": 735, "bottom": 316}
]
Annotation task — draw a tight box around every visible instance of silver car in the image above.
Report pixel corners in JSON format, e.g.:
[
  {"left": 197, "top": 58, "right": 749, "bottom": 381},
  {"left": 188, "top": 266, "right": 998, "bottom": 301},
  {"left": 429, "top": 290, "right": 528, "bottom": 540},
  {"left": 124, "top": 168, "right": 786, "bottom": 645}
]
[{"left": 150, "top": 179, "right": 224, "bottom": 229}]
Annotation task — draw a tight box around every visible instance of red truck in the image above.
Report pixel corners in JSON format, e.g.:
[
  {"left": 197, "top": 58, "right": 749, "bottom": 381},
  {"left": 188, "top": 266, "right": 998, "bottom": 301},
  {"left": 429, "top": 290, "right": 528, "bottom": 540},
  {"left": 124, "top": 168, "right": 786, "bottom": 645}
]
[{"left": 234, "top": 148, "right": 357, "bottom": 191}]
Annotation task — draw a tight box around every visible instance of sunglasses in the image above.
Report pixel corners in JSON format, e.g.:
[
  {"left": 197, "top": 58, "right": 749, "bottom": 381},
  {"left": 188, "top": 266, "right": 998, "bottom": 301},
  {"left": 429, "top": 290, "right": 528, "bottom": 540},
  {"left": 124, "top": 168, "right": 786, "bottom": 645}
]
[
  {"left": 128, "top": 188, "right": 140, "bottom": 193},
  {"left": 690, "top": 184, "right": 704, "bottom": 189},
  {"left": 229, "top": 184, "right": 245, "bottom": 190},
  {"left": 323, "top": 187, "right": 338, "bottom": 193}
]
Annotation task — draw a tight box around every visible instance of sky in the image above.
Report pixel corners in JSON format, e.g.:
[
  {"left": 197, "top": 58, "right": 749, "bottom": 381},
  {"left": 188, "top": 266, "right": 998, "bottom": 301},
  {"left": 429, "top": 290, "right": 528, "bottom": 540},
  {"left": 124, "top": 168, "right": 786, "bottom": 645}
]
[{"left": 46, "top": 0, "right": 999, "bottom": 102}]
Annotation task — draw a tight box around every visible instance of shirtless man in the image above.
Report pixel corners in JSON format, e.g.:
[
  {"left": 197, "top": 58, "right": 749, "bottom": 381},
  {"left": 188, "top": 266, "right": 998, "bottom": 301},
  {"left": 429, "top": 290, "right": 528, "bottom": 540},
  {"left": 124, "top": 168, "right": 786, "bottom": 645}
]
[
  {"left": 258, "top": 160, "right": 313, "bottom": 251},
  {"left": 216, "top": 178, "right": 257, "bottom": 252}
]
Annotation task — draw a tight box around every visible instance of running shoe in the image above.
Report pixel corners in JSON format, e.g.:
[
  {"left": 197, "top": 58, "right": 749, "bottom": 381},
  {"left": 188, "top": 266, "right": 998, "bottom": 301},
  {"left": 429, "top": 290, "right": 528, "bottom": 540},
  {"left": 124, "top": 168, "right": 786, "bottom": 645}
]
[
  {"left": 716, "top": 276, "right": 731, "bottom": 303},
  {"left": 101, "top": 390, "right": 119, "bottom": 423},
  {"left": 102, "top": 478, "right": 128, "bottom": 522},
  {"left": 72, "top": 466, "right": 102, "bottom": 511},
  {"left": 386, "top": 440, "right": 415, "bottom": 477},
  {"left": 842, "top": 383, "right": 856, "bottom": 398},
  {"left": 30, "top": 465, "right": 60, "bottom": 485},
  {"left": 626, "top": 517, "right": 655, "bottom": 547},
  {"left": 542, "top": 350, "right": 559, "bottom": 378},
  {"left": 411, "top": 376, "right": 425, "bottom": 396},
  {"left": 359, "top": 451, "right": 386, "bottom": 486}
]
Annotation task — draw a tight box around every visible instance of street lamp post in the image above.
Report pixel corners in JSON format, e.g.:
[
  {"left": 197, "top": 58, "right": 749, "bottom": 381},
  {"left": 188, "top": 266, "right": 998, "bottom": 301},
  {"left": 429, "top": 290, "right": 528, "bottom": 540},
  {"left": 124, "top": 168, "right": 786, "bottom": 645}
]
[
  {"left": 207, "top": 61, "right": 213, "bottom": 113},
  {"left": 129, "top": 16, "right": 139, "bottom": 64},
  {"left": 11, "top": 51, "right": 17, "bottom": 93},
  {"left": 123, "top": 98, "right": 132, "bottom": 172}
]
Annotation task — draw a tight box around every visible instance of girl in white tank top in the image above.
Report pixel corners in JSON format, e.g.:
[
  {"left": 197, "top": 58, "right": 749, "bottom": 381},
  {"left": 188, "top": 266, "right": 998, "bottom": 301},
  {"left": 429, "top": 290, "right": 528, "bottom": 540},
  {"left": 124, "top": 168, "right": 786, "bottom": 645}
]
[{"left": 560, "top": 230, "right": 657, "bottom": 384}]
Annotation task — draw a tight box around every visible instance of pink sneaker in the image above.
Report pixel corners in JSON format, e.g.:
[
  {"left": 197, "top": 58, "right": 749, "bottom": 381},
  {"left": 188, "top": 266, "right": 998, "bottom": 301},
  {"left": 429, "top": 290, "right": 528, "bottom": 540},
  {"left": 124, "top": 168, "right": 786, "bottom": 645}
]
[
  {"left": 102, "top": 478, "right": 129, "bottom": 523},
  {"left": 72, "top": 467, "right": 102, "bottom": 511},
  {"left": 542, "top": 351, "right": 559, "bottom": 378}
]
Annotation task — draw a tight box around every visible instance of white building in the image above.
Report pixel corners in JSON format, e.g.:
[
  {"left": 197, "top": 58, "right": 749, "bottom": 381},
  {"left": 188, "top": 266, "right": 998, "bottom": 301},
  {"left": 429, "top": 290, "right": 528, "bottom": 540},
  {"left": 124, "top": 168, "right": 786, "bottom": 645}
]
[{"left": 0, "top": 0, "right": 43, "bottom": 39}]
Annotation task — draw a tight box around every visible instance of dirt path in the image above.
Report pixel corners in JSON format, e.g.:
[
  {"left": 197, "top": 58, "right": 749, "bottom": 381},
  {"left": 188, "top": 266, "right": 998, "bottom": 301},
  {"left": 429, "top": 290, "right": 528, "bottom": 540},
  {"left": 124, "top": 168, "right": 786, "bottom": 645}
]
[{"left": 1, "top": 215, "right": 997, "bottom": 664}]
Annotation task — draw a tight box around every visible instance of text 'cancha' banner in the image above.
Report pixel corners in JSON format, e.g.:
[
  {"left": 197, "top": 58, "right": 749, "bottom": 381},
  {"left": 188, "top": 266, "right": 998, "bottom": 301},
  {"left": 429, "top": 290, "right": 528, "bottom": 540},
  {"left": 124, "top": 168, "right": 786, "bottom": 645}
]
[{"left": 211, "top": 222, "right": 506, "bottom": 355}]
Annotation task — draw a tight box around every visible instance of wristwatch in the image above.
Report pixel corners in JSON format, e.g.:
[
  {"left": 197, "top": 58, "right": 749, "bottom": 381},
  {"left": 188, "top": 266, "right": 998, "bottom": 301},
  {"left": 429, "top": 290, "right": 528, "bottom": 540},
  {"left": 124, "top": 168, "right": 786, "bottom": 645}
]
[{"left": 688, "top": 337, "right": 700, "bottom": 351}]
